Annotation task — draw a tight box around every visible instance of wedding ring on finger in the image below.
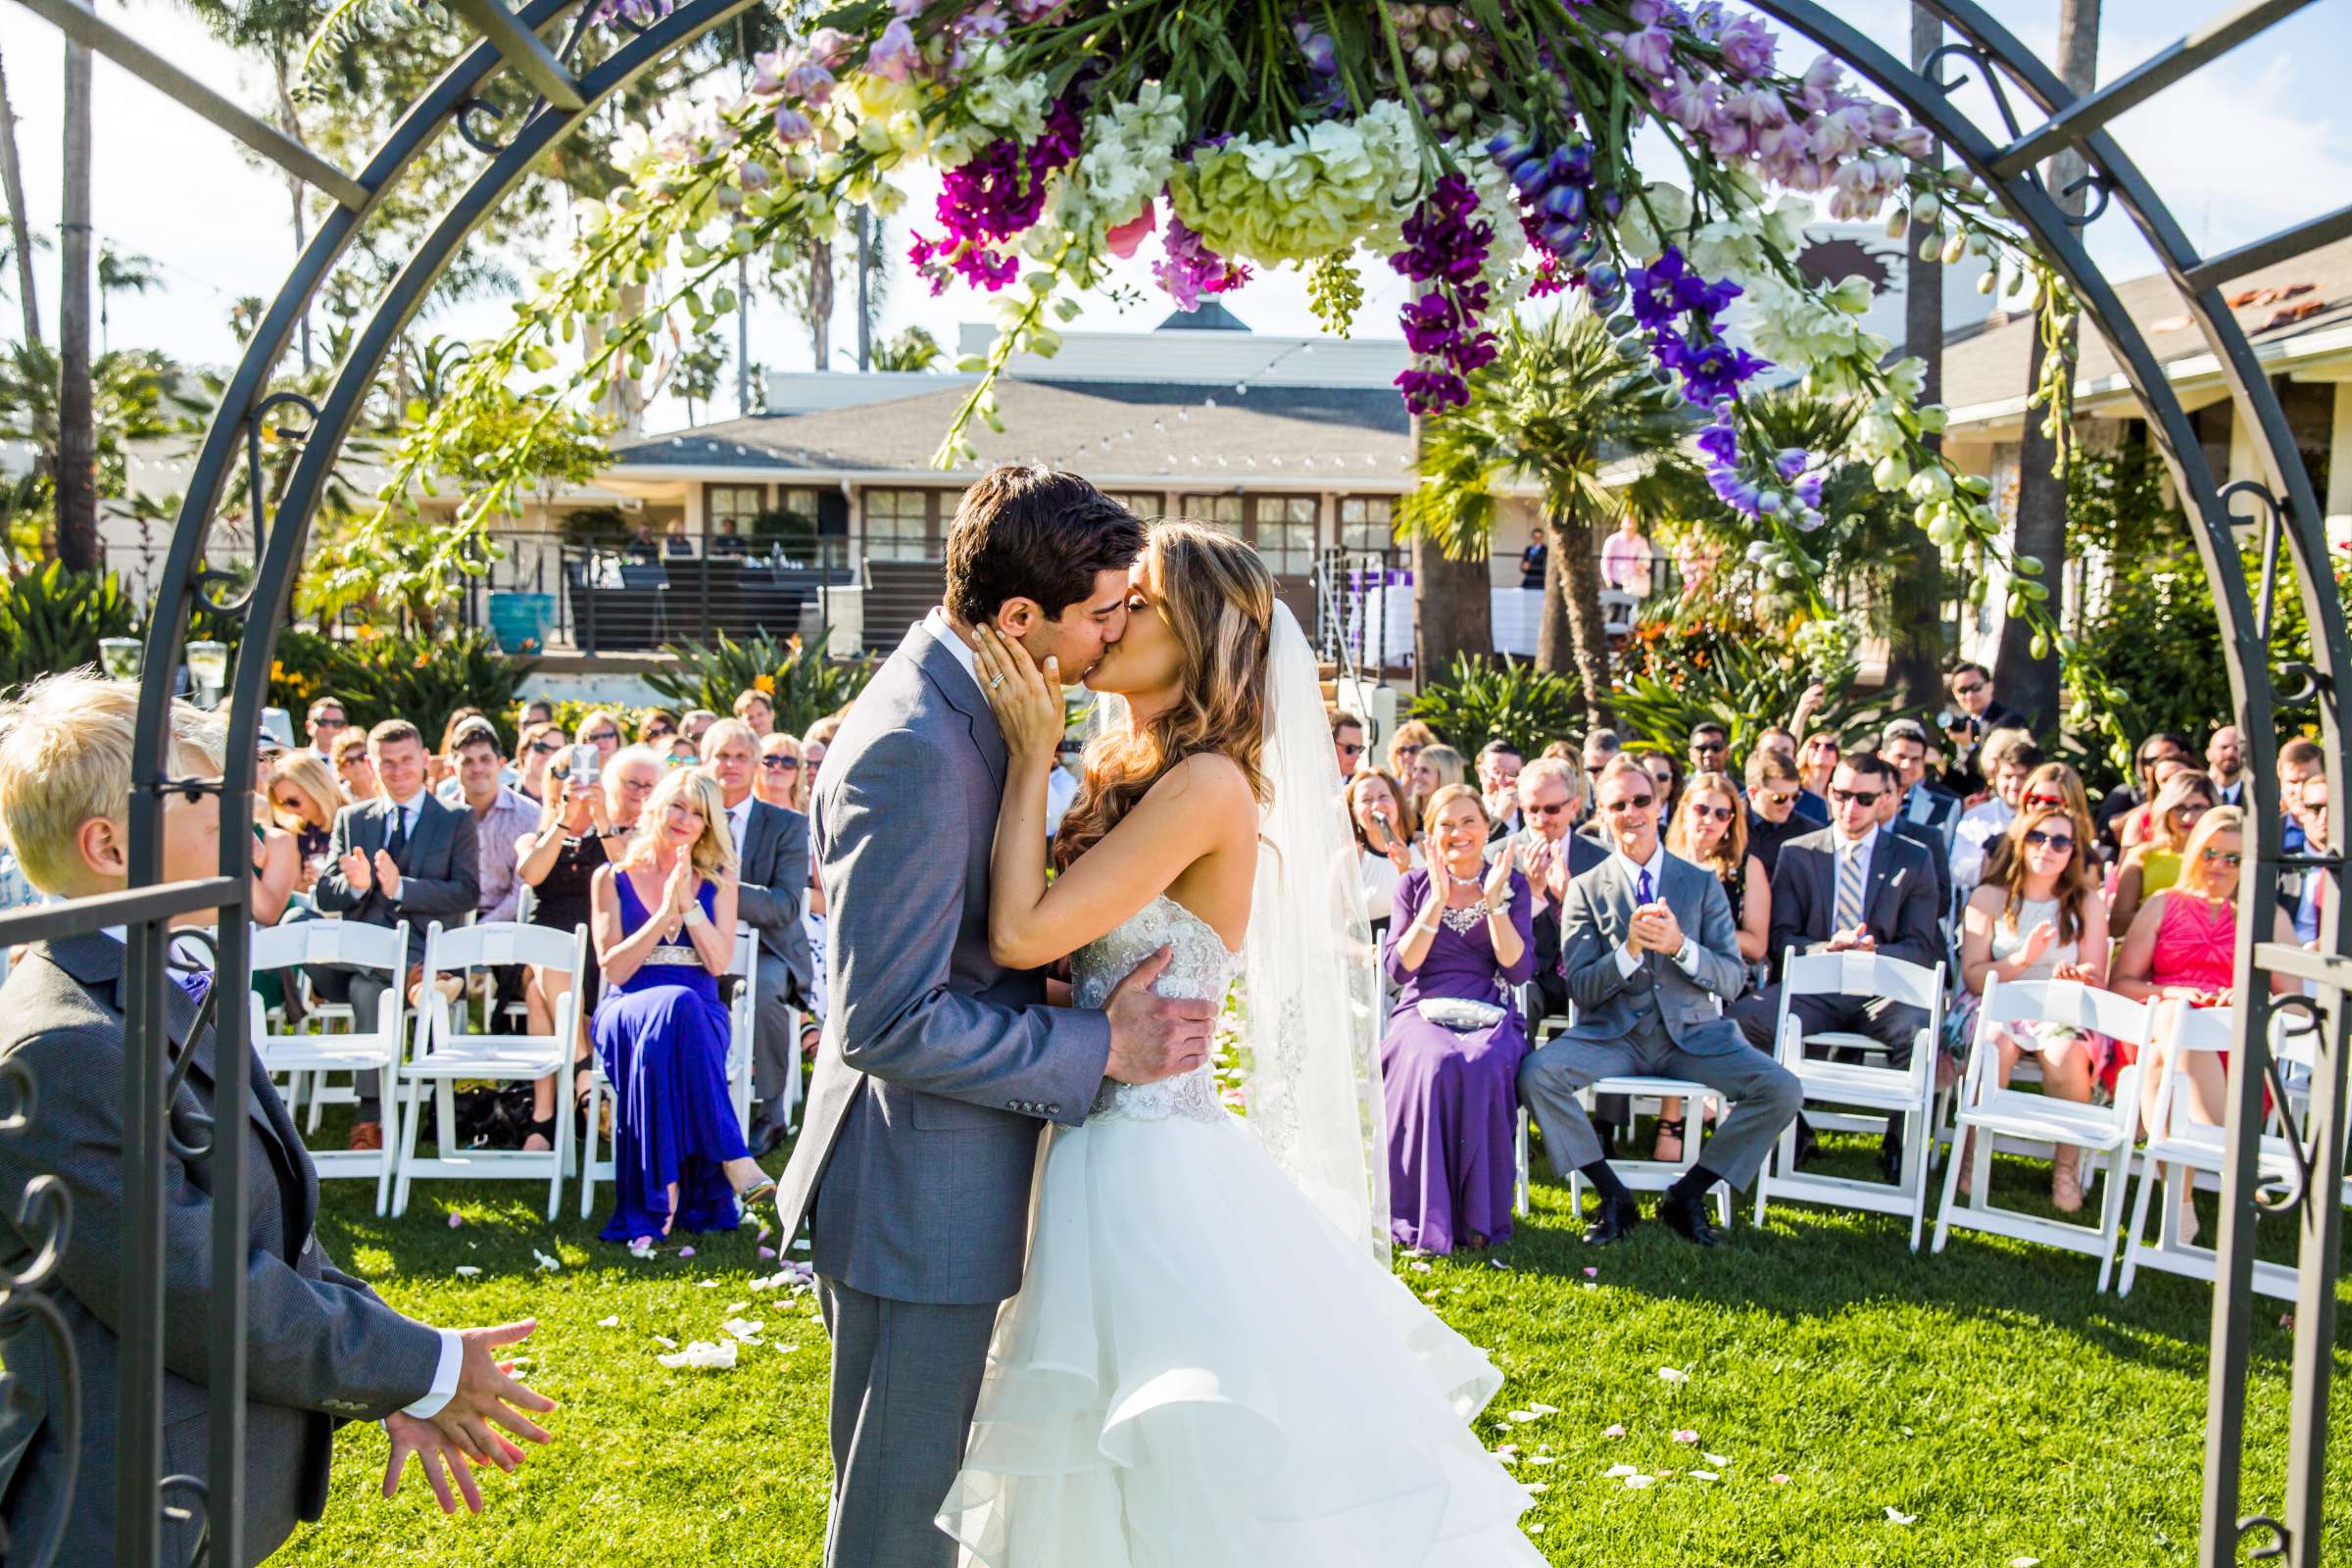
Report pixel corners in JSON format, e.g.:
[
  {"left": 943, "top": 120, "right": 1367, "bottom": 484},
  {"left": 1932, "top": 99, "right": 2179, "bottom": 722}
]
[{"left": 990, "top": 673, "right": 1005, "bottom": 690}]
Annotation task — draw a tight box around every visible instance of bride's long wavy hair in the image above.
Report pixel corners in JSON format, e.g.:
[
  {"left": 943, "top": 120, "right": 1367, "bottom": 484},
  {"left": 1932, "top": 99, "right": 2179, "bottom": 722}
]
[{"left": 1053, "top": 521, "right": 1274, "bottom": 872}]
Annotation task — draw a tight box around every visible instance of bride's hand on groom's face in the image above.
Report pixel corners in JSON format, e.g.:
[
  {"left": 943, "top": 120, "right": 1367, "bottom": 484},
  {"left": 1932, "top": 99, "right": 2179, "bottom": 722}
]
[{"left": 972, "top": 624, "right": 1064, "bottom": 762}]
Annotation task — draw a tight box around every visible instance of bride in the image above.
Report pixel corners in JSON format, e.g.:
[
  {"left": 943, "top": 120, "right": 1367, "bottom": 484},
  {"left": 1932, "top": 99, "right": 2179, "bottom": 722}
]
[{"left": 938, "top": 521, "right": 1546, "bottom": 1566}]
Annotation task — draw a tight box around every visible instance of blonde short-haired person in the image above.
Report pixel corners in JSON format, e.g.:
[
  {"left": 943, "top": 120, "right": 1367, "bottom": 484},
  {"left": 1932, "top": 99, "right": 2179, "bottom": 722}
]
[
  {"left": 587, "top": 766, "right": 775, "bottom": 1244},
  {"left": 0, "top": 672, "right": 554, "bottom": 1560}
]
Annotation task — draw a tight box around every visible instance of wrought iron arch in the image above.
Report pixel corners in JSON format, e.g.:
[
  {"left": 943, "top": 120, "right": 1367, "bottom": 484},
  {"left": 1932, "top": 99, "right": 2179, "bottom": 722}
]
[{"left": 0, "top": 1, "right": 2341, "bottom": 1565}]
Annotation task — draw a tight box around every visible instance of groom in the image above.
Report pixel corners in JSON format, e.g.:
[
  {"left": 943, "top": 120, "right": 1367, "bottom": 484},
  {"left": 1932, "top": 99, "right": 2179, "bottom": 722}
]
[{"left": 775, "top": 464, "right": 1218, "bottom": 1566}]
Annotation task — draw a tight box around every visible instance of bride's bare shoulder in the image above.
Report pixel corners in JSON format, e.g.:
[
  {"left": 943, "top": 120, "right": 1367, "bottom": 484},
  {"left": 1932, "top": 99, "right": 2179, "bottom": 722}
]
[{"left": 1146, "top": 751, "right": 1254, "bottom": 813}]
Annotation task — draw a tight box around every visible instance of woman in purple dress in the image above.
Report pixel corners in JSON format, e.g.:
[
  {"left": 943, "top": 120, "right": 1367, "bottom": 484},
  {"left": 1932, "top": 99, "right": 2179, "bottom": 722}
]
[
  {"left": 589, "top": 768, "right": 776, "bottom": 1246},
  {"left": 1382, "top": 782, "right": 1535, "bottom": 1252}
]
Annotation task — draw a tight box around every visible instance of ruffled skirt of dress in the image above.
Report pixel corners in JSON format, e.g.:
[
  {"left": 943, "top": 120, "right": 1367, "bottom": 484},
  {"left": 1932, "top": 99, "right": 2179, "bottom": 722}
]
[{"left": 936, "top": 1108, "right": 1548, "bottom": 1568}]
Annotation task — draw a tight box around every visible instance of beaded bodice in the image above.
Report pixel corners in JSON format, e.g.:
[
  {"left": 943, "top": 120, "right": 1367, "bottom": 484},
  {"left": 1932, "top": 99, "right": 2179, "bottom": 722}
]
[{"left": 1069, "top": 894, "right": 1241, "bottom": 1125}]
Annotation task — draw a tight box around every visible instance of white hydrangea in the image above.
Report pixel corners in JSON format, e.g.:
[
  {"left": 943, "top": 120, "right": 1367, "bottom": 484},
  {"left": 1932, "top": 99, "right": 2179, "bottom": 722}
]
[
  {"left": 1172, "top": 99, "right": 1426, "bottom": 267},
  {"left": 1054, "top": 81, "right": 1188, "bottom": 242},
  {"left": 933, "top": 45, "right": 1053, "bottom": 166}
]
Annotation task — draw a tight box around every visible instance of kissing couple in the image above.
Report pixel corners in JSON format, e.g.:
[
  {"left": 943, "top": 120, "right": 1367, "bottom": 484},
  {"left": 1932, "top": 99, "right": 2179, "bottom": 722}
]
[{"left": 775, "top": 465, "right": 1550, "bottom": 1566}]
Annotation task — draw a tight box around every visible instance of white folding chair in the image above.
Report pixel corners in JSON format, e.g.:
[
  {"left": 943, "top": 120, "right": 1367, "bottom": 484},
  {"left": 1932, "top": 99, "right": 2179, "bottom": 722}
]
[
  {"left": 248, "top": 918, "right": 409, "bottom": 1214},
  {"left": 390, "top": 920, "right": 587, "bottom": 1221},
  {"left": 1933, "top": 977, "right": 2154, "bottom": 1291},
  {"left": 2119, "top": 1001, "right": 2307, "bottom": 1299},
  {"left": 1568, "top": 1079, "right": 1733, "bottom": 1229},
  {"left": 583, "top": 925, "right": 760, "bottom": 1219},
  {"left": 1753, "top": 951, "right": 1947, "bottom": 1250}
]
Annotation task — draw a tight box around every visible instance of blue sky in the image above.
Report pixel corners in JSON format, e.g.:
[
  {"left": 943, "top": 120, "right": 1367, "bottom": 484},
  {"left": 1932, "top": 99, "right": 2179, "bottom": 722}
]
[{"left": 2, "top": 0, "right": 2344, "bottom": 428}]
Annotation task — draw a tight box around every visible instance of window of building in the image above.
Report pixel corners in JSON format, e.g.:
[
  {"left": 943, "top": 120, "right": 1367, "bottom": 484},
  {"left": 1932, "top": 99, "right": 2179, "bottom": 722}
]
[
  {"left": 706, "top": 483, "right": 765, "bottom": 536},
  {"left": 1252, "top": 494, "right": 1318, "bottom": 575},
  {"left": 1105, "top": 490, "right": 1165, "bottom": 518},
  {"left": 861, "top": 488, "right": 939, "bottom": 562},
  {"left": 1175, "top": 493, "right": 1246, "bottom": 535},
  {"left": 1339, "top": 496, "right": 1397, "bottom": 554}
]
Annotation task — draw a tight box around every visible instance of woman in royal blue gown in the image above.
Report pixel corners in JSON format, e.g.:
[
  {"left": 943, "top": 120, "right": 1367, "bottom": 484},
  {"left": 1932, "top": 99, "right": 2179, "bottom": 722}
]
[{"left": 589, "top": 767, "right": 776, "bottom": 1245}]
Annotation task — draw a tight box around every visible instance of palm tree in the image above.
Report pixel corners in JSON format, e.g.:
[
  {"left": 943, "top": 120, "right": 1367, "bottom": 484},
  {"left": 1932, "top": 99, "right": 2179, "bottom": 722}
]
[
  {"left": 96, "top": 247, "right": 157, "bottom": 355},
  {"left": 869, "top": 324, "right": 942, "bottom": 373},
  {"left": 56, "top": 35, "right": 96, "bottom": 572},
  {"left": 1997, "top": 0, "right": 2101, "bottom": 731},
  {"left": 0, "top": 48, "right": 40, "bottom": 350},
  {"left": 1401, "top": 305, "right": 1703, "bottom": 727}
]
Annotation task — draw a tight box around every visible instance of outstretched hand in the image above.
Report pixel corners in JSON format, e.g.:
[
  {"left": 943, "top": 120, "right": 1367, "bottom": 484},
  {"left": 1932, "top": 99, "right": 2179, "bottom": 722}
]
[
  {"left": 384, "top": 1410, "right": 519, "bottom": 1515},
  {"left": 427, "top": 1320, "right": 558, "bottom": 1471},
  {"left": 971, "top": 624, "right": 1065, "bottom": 763}
]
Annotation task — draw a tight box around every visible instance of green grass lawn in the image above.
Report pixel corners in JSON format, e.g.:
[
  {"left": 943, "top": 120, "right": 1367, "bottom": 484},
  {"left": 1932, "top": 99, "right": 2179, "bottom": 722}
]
[{"left": 275, "top": 1131, "right": 2352, "bottom": 1567}]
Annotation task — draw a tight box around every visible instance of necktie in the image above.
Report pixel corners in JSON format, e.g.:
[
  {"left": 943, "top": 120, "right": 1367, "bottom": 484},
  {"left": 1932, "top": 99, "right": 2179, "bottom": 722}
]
[
  {"left": 1835, "top": 843, "right": 1864, "bottom": 935},
  {"left": 1636, "top": 867, "right": 1654, "bottom": 905},
  {"left": 386, "top": 803, "right": 410, "bottom": 862}
]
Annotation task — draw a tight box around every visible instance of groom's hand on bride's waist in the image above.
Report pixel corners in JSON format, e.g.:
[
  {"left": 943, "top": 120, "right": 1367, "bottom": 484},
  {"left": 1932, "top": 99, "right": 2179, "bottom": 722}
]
[{"left": 1102, "top": 947, "right": 1216, "bottom": 1085}]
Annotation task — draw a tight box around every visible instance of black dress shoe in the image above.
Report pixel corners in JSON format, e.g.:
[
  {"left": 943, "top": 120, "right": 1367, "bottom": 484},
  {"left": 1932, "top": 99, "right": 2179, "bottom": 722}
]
[
  {"left": 1582, "top": 1195, "right": 1641, "bottom": 1246},
  {"left": 1660, "top": 1191, "right": 1724, "bottom": 1248},
  {"left": 752, "top": 1118, "right": 792, "bottom": 1159},
  {"left": 1879, "top": 1127, "right": 1904, "bottom": 1186}
]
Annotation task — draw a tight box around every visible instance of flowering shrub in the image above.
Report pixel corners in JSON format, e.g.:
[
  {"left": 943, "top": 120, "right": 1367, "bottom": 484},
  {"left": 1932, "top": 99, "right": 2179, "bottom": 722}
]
[{"left": 370, "top": 0, "right": 2078, "bottom": 645}]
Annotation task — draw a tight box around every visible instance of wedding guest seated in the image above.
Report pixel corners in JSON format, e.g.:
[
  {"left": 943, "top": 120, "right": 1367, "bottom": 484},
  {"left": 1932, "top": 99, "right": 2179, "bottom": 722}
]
[
  {"left": 328, "top": 726, "right": 376, "bottom": 804},
  {"left": 515, "top": 749, "right": 651, "bottom": 1152},
  {"left": 756, "top": 730, "right": 807, "bottom": 811},
  {"left": 1406, "top": 742, "right": 1467, "bottom": 828},
  {"left": 1517, "top": 758, "right": 1801, "bottom": 1247},
  {"left": 1489, "top": 758, "right": 1607, "bottom": 1030},
  {"left": 1953, "top": 802, "right": 2110, "bottom": 1209},
  {"left": 1347, "top": 768, "right": 1421, "bottom": 941},
  {"left": 1734, "top": 752, "right": 1941, "bottom": 1178},
  {"left": 311, "top": 719, "right": 480, "bottom": 1152},
  {"left": 443, "top": 718, "right": 538, "bottom": 925},
  {"left": 1331, "top": 709, "right": 1369, "bottom": 782},
  {"left": 733, "top": 685, "right": 776, "bottom": 736},
  {"left": 701, "top": 717, "right": 814, "bottom": 1159},
  {"left": 2110, "top": 769, "right": 2217, "bottom": 932},
  {"left": 589, "top": 768, "right": 775, "bottom": 1246},
  {"left": 0, "top": 672, "right": 553, "bottom": 1558},
  {"left": 636, "top": 708, "right": 682, "bottom": 749},
  {"left": 2110, "top": 807, "right": 2296, "bottom": 1244},
  {"left": 1950, "top": 728, "right": 2040, "bottom": 896},
  {"left": 1879, "top": 718, "right": 1955, "bottom": 908},
  {"left": 1795, "top": 730, "right": 1838, "bottom": 821},
  {"left": 2279, "top": 737, "right": 2325, "bottom": 857},
  {"left": 1385, "top": 717, "right": 1439, "bottom": 782},
  {"left": 1380, "top": 783, "right": 1534, "bottom": 1253},
  {"left": 2288, "top": 767, "right": 2330, "bottom": 945},
  {"left": 2097, "top": 730, "right": 2190, "bottom": 857},
  {"left": 1477, "top": 740, "right": 1526, "bottom": 839},
  {"left": 268, "top": 751, "right": 344, "bottom": 872},
  {"left": 513, "top": 719, "right": 567, "bottom": 804},
  {"left": 1743, "top": 746, "right": 1810, "bottom": 878},
  {"left": 1632, "top": 747, "right": 1683, "bottom": 829},
  {"left": 1652, "top": 767, "right": 1769, "bottom": 1161}
]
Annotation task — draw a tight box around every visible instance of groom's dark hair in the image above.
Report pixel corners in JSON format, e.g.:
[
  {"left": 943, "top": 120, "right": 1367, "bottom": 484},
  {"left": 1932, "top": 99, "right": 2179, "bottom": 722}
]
[{"left": 945, "top": 465, "right": 1146, "bottom": 629}]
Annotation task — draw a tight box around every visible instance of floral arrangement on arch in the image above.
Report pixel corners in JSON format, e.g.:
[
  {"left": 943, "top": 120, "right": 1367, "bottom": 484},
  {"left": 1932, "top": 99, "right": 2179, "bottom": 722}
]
[{"left": 382, "top": 0, "right": 2080, "bottom": 637}]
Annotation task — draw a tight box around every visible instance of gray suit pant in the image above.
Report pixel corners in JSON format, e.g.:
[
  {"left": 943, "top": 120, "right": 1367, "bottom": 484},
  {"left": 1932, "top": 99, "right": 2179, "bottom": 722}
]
[
  {"left": 1518, "top": 1016, "right": 1801, "bottom": 1192},
  {"left": 751, "top": 958, "right": 801, "bottom": 1126},
  {"left": 305, "top": 963, "right": 392, "bottom": 1124},
  {"left": 816, "top": 1274, "right": 997, "bottom": 1568}
]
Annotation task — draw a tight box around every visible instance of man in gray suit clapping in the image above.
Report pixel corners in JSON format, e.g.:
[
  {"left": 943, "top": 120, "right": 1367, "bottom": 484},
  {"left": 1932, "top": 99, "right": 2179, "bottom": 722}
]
[
  {"left": 0, "top": 673, "right": 556, "bottom": 1565},
  {"left": 1518, "top": 757, "right": 1801, "bottom": 1249}
]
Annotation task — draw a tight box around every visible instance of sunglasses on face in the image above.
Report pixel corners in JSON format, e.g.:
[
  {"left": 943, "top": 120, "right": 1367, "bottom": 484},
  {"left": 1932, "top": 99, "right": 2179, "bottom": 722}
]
[
  {"left": 583, "top": 729, "right": 618, "bottom": 745},
  {"left": 646, "top": 725, "right": 676, "bottom": 740},
  {"left": 2022, "top": 828, "right": 2075, "bottom": 854},
  {"left": 1396, "top": 744, "right": 1424, "bottom": 759},
  {"left": 1953, "top": 682, "right": 1985, "bottom": 697},
  {"left": 1809, "top": 739, "right": 1838, "bottom": 754},
  {"left": 1760, "top": 791, "right": 1796, "bottom": 808},
  {"left": 1602, "top": 794, "right": 1655, "bottom": 814},
  {"left": 312, "top": 716, "right": 347, "bottom": 730},
  {"left": 760, "top": 756, "right": 802, "bottom": 771},
  {"left": 1526, "top": 800, "right": 1572, "bottom": 818},
  {"left": 1685, "top": 802, "right": 1735, "bottom": 822},
  {"left": 2304, "top": 797, "right": 2329, "bottom": 817},
  {"left": 2023, "top": 792, "right": 2067, "bottom": 808},
  {"left": 1691, "top": 740, "right": 1726, "bottom": 755},
  {"left": 1831, "top": 787, "right": 1884, "bottom": 807},
  {"left": 527, "top": 741, "right": 560, "bottom": 756},
  {"left": 2202, "top": 847, "right": 2243, "bottom": 867},
  {"left": 1338, "top": 743, "right": 1365, "bottom": 758}
]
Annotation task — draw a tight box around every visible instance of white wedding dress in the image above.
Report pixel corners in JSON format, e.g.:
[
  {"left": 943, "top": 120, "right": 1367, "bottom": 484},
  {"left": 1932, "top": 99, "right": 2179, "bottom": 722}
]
[{"left": 935, "top": 893, "right": 1548, "bottom": 1567}]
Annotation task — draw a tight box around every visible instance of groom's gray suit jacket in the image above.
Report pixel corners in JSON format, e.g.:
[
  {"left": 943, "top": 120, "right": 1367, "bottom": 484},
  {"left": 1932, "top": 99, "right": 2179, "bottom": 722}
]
[
  {"left": 775, "top": 620, "right": 1112, "bottom": 1305},
  {"left": 0, "top": 932, "right": 444, "bottom": 1566}
]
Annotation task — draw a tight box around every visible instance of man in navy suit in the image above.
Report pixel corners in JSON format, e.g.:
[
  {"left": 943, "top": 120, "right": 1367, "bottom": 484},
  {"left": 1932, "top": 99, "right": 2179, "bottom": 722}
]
[{"left": 1734, "top": 752, "right": 1941, "bottom": 1178}]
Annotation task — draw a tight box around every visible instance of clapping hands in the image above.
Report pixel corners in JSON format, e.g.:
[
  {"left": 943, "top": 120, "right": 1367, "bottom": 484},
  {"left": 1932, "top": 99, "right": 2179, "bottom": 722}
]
[
  {"left": 372, "top": 849, "right": 404, "bottom": 901},
  {"left": 338, "top": 848, "right": 372, "bottom": 893}
]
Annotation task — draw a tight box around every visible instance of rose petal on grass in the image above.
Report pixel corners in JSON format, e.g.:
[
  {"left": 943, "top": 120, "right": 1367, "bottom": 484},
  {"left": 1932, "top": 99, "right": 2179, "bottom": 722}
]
[
  {"left": 758, "top": 1246, "right": 778, "bottom": 1260},
  {"left": 1582, "top": 1266, "right": 1598, "bottom": 1278},
  {"left": 677, "top": 1246, "right": 696, "bottom": 1259},
  {"left": 652, "top": 1334, "right": 678, "bottom": 1348},
  {"left": 446, "top": 1212, "right": 464, "bottom": 1228},
  {"left": 657, "top": 1339, "right": 738, "bottom": 1371},
  {"left": 1704, "top": 1451, "right": 1730, "bottom": 1466},
  {"left": 597, "top": 1315, "right": 620, "bottom": 1328},
  {"left": 1409, "top": 1260, "right": 1433, "bottom": 1273},
  {"left": 1672, "top": 1430, "right": 1698, "bottom": 1445},
  {"left": 1528, "top": 1402, "right": 1558, "bottom": 1416},
  {"left": 1506, "top": 1409, "right": 1539, "bottom": 1423},
  {"left": 721, "top": 1317, "right": 766, "bottom": 1342},
  {"left": 1624, "top": 1474, "right": 1657, "bottom": 1491},
  {"left": 452, "top": 1265, "right": 480, "bottom": 1277},
  {"left": 1524, "top": 1482, "right": 1548, "bottom": 1494},
  {"left": 2011, "top": 1558, "right": 2041, "bottom": 1567},
  {"left": 1771, "top": 1474, "right": 1791, "bottom": 1485},
  {"left": 1657, "top": 1367, "right": 1690, "bottom": 1384},
  {"left": 1526, "top": 1454, "right": 1558, "bottom": 1467},
  {"left": 1885, "top": 1507, "right": 1917, "bottom": 1526},
  {"left": 1603, "top": 1464, "right": 1641, "bottom": 1479},
  {"left": 532, "top": 1249, "right": 563, "bottom": 1272},
  {"left": 1689, "top": 1470, "right": 1720, "bottom": 1482},
  {"left": 1602, "top": 1424, "right": 1626, "bottom": 1439}
]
